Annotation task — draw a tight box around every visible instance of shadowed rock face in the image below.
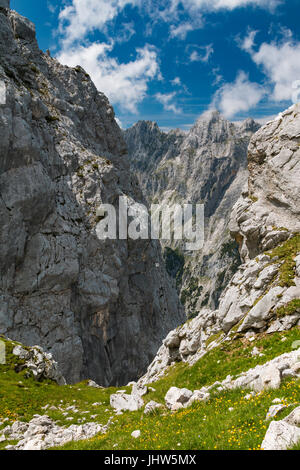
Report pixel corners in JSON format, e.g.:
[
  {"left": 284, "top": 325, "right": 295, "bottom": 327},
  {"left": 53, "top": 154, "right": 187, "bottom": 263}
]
[
  {"left": 0, "top": 9, "right": 184, "bottom": 385},
  {"left": 0, "top": 0, "right": 9, "bottom": 10},
  {"left": 124, "top": 112, "right": 260, "bottom": 315}
]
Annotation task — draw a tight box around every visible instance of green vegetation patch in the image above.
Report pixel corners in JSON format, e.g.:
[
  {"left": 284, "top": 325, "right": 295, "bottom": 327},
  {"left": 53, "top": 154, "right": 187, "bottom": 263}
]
[
  {"left": 1, "top": 328, "right": 300, "bottom": 451},
  {"left": 54, "top": 378, "right": 300, "bottom": 451},
  {"left": 144, "top": 327, "right": 299, "bottom": 404},
  {"left": 180, "top": 276, "right": 203, "bottom": 307},
  {"left": 276, "top": 299, "right": 300, "bottom": 318},
  {"left": 267, "top": 234, "right": 300, "bottom": 287}
]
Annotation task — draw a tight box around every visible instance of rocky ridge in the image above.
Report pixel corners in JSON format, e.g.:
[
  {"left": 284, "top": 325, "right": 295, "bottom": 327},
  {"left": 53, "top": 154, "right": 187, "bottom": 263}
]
[
  {"left": 2, "top": 414, "right": 108, "bottom": 450},
  {"left": 138, "top": 104, "right": 300, "bottom": 386},
  {"left": 3, "top": 337, "right": 66, "bottom": 385},
  {"left": 0, "top": 3, "right": 183, "bottom": 385},
  {"left": 124, "top": 113, "right": 260, "bottom": 315}
]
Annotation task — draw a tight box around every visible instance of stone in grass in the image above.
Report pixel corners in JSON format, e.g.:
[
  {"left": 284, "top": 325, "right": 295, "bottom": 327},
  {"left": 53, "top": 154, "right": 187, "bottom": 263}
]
[
  {"left": 261, "top": 406, "right": 300, "bottom": 450},
  {"left": 185, "top": 390, "right": 210, "bottom": 407},
  {"left": 131, "top": 430, "right": 141, "bottom": 439},
  {"left": 165, "top": 387, "right": 193, "bottom": 411},
  {"left": 261, "top": 420, "right": 300, "bottom": 450},
  {"left": 144, "top": 401, "right": 162, "bottom": 415},
  {"left": 265, "top": 404, "right": 287, "bottom": 420},
  {"left": 110, "top": 393, "right": 144, "bottom": 412},
  {"left": 87, "top": 380, "right": 102, "bottom": 389}
]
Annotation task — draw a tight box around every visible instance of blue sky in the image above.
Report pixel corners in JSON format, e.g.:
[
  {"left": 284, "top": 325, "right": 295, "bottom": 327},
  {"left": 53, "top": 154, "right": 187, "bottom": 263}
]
[{"left": 10, "top": 0, "right": 300, "bottom": 130}]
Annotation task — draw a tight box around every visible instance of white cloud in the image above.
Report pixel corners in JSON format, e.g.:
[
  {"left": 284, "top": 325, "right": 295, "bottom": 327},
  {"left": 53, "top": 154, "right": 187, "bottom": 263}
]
[
  {"left": 169, "top": 0, "right": 281, "bottom": 13},
  {"left": 171, "top": 77, "right": 182, "bottom": 86},
  {"left": 189, "top": 44, "right": 213, "bottom": 62},
  {"left": 247, "top": 39, "right": 300, "bottom": 102},
  {"left": 56, "top": 0, "right": 160, "bottom": 113},
  {"left": 47, "top": 1, "right": 57, "bottom": 14},
  {"left": 170, "top": 22, "right": 195, "bottom": 40},
  {"left": 57, "top": 43, "right": 159, "bottom": 113},
  {"left": 58, "top": 0, "right": 139, "bottom": 46},
  {"left": 145, "top": 0, "right": 280, "bottom": 40},
  {"left": 155, "top": 92, "right": 182, "bottom": 114},
  {"left": 115, "top": 22, "right": 136, "bottom": 43},
  {"left": 211, "top": 67, "right": 223, "bottom": 86},
  {"left": 212, "top": 71, "right": 265, "bottom": 118},
  {"left": 240, "top": 29, "right": 258, "bottom": 52}
]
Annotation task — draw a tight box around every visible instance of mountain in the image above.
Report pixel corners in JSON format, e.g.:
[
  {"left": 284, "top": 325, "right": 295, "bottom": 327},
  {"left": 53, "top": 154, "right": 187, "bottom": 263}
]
[
  {"left": 0, "top": 3, "right": 184, "bottom": 386},
  {"left": 1, "top": 105, "right": 299, "bottom": 452},
  {"left": 0, "top": 1, "right": 299, "bottom": 453},
  {"left": 124, "top": 111, "right": 261, "bottom": 315},
  {"left": 139, "top": 103, "right": 300, "bottom": 385}
]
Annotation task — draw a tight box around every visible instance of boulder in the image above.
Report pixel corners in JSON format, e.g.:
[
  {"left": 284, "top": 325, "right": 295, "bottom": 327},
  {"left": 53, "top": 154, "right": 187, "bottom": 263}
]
[
  {"left": 110, "top": 393, "right": 144, "bottom": 412},
  {"left": 12, "top": 342, "right": 66, "bottom": 385},
  {"left": 266, "top": 404, "right": 287, "bottom": 420},
  {"left": 87, "top": 380, "right": 102, "bottom": 389},
  {"left": 254, "top": 364, "right": 282, "bottom": 392},
  {"left": 261, "top": 420, "right": 300, "bottom": 450},
  {"left": 185, "top": 390, "right": 210, "bottom": 407},
  {"left": 165, "top": 387, "right": 193, "bottom": 411},
  {"left": 4, "top": 415, "right": 104, "bottom": 450},
  {"left": 284, "top": 406, "right": 300, "bottom": 427}
]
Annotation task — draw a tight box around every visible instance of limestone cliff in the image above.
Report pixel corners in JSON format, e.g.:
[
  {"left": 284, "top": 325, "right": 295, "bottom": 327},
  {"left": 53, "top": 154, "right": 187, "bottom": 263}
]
[
  {"left": 0, "top": 4, "right": 184, "bottom": 385},
  {"left": 124, "top": 112, "right": 260, "bottom": 314},
  {"left": 139, "top": 105, "right": 300, "bottom": 385}
]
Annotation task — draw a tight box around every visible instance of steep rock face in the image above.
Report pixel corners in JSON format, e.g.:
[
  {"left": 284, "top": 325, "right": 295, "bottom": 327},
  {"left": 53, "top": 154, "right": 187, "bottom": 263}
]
[
  {"left": 124, "top": 112, "right": 260, "bottom": 314},
  {"left": 139, "top": 105, "right": 300, "bottom": 385},
  {"left": 0, "top": 6, "right": 183, "bottom": 385}
]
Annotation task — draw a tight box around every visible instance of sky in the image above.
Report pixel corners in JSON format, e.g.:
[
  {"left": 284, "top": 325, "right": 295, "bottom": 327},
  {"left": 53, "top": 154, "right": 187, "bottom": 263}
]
[{"left": 10, "top": 0, "right": 300, "bottom": 130}]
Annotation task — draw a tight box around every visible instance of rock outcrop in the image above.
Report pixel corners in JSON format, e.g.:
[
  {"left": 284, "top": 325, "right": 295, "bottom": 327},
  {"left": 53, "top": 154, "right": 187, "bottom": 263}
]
[
  {"left": 11, "top": 340, "right": 66, "bottom": 385},
  {"left": 0, "top": 6, "right": 183, "bottom": 385},
  {"left": 261, "top": 406, "right": 300, "bottom": 450},
  {"left": 124, "top": 113, "right": 260, "bottom": 315},
  {"left": 2, "top": 415, "right": 105, "bottom": 450},
  {"left": 138, "top": 105, "right": 300, "bottom": 385}
]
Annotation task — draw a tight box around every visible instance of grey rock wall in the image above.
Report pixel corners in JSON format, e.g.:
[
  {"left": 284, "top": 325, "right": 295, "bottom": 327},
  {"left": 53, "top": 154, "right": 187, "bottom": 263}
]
[
  {"left": 138, "top": 105, "right": 300, "bottom": 385},
  {"left": 124, "top": 112, "right": 260, "bottom": 314},
  {"left": 0, "top": 9, "right": 184, "bottom": 385}
]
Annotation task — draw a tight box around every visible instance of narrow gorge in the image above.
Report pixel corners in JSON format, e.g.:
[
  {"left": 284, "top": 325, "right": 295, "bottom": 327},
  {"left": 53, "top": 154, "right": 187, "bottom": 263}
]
[
  {"left": 0, "top": 0, "right": 299, "bottom": 453},
  {"left": 0, "top": 3, "right": 183, "bottom": 386}
]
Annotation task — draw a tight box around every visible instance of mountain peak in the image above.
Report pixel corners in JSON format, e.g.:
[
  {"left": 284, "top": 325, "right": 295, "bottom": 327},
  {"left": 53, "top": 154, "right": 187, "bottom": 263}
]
[
  {"left": 199, "top": 109, "right": 223, "bottom": 122},
  {"left": 238, "top": 117, "right": 261, "bottom": 134}
]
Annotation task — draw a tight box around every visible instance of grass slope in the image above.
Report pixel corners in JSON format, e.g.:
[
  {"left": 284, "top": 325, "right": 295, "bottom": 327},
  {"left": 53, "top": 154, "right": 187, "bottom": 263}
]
[{"left": 1, "top": 327, "right": 299, "bottom": 450}]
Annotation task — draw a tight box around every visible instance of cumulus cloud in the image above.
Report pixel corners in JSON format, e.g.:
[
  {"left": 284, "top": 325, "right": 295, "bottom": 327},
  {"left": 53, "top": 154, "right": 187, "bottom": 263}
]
[
  {"left": 56, "top": 0, "right": 161, "bottom": 113},
  {"left": 247, "top": 38, "right": 300, "bottom": 102},
  {"left": 58, "top": 0, "right": 139, "bottom": 47},
  {"left": 212, "top": 71, "right": 265, "bottom": 118},
  {"left": 214, "top": 32, "right": 300, "bottom": 118},
  {"left": 57, "top": 43, "right": 159, "bottom": 113},
  {"left": 155, "top": 92, "right": 182, "bottom": 113},
  {"left": 55, "top": 0, "right": 283, "bottom": 116}
]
